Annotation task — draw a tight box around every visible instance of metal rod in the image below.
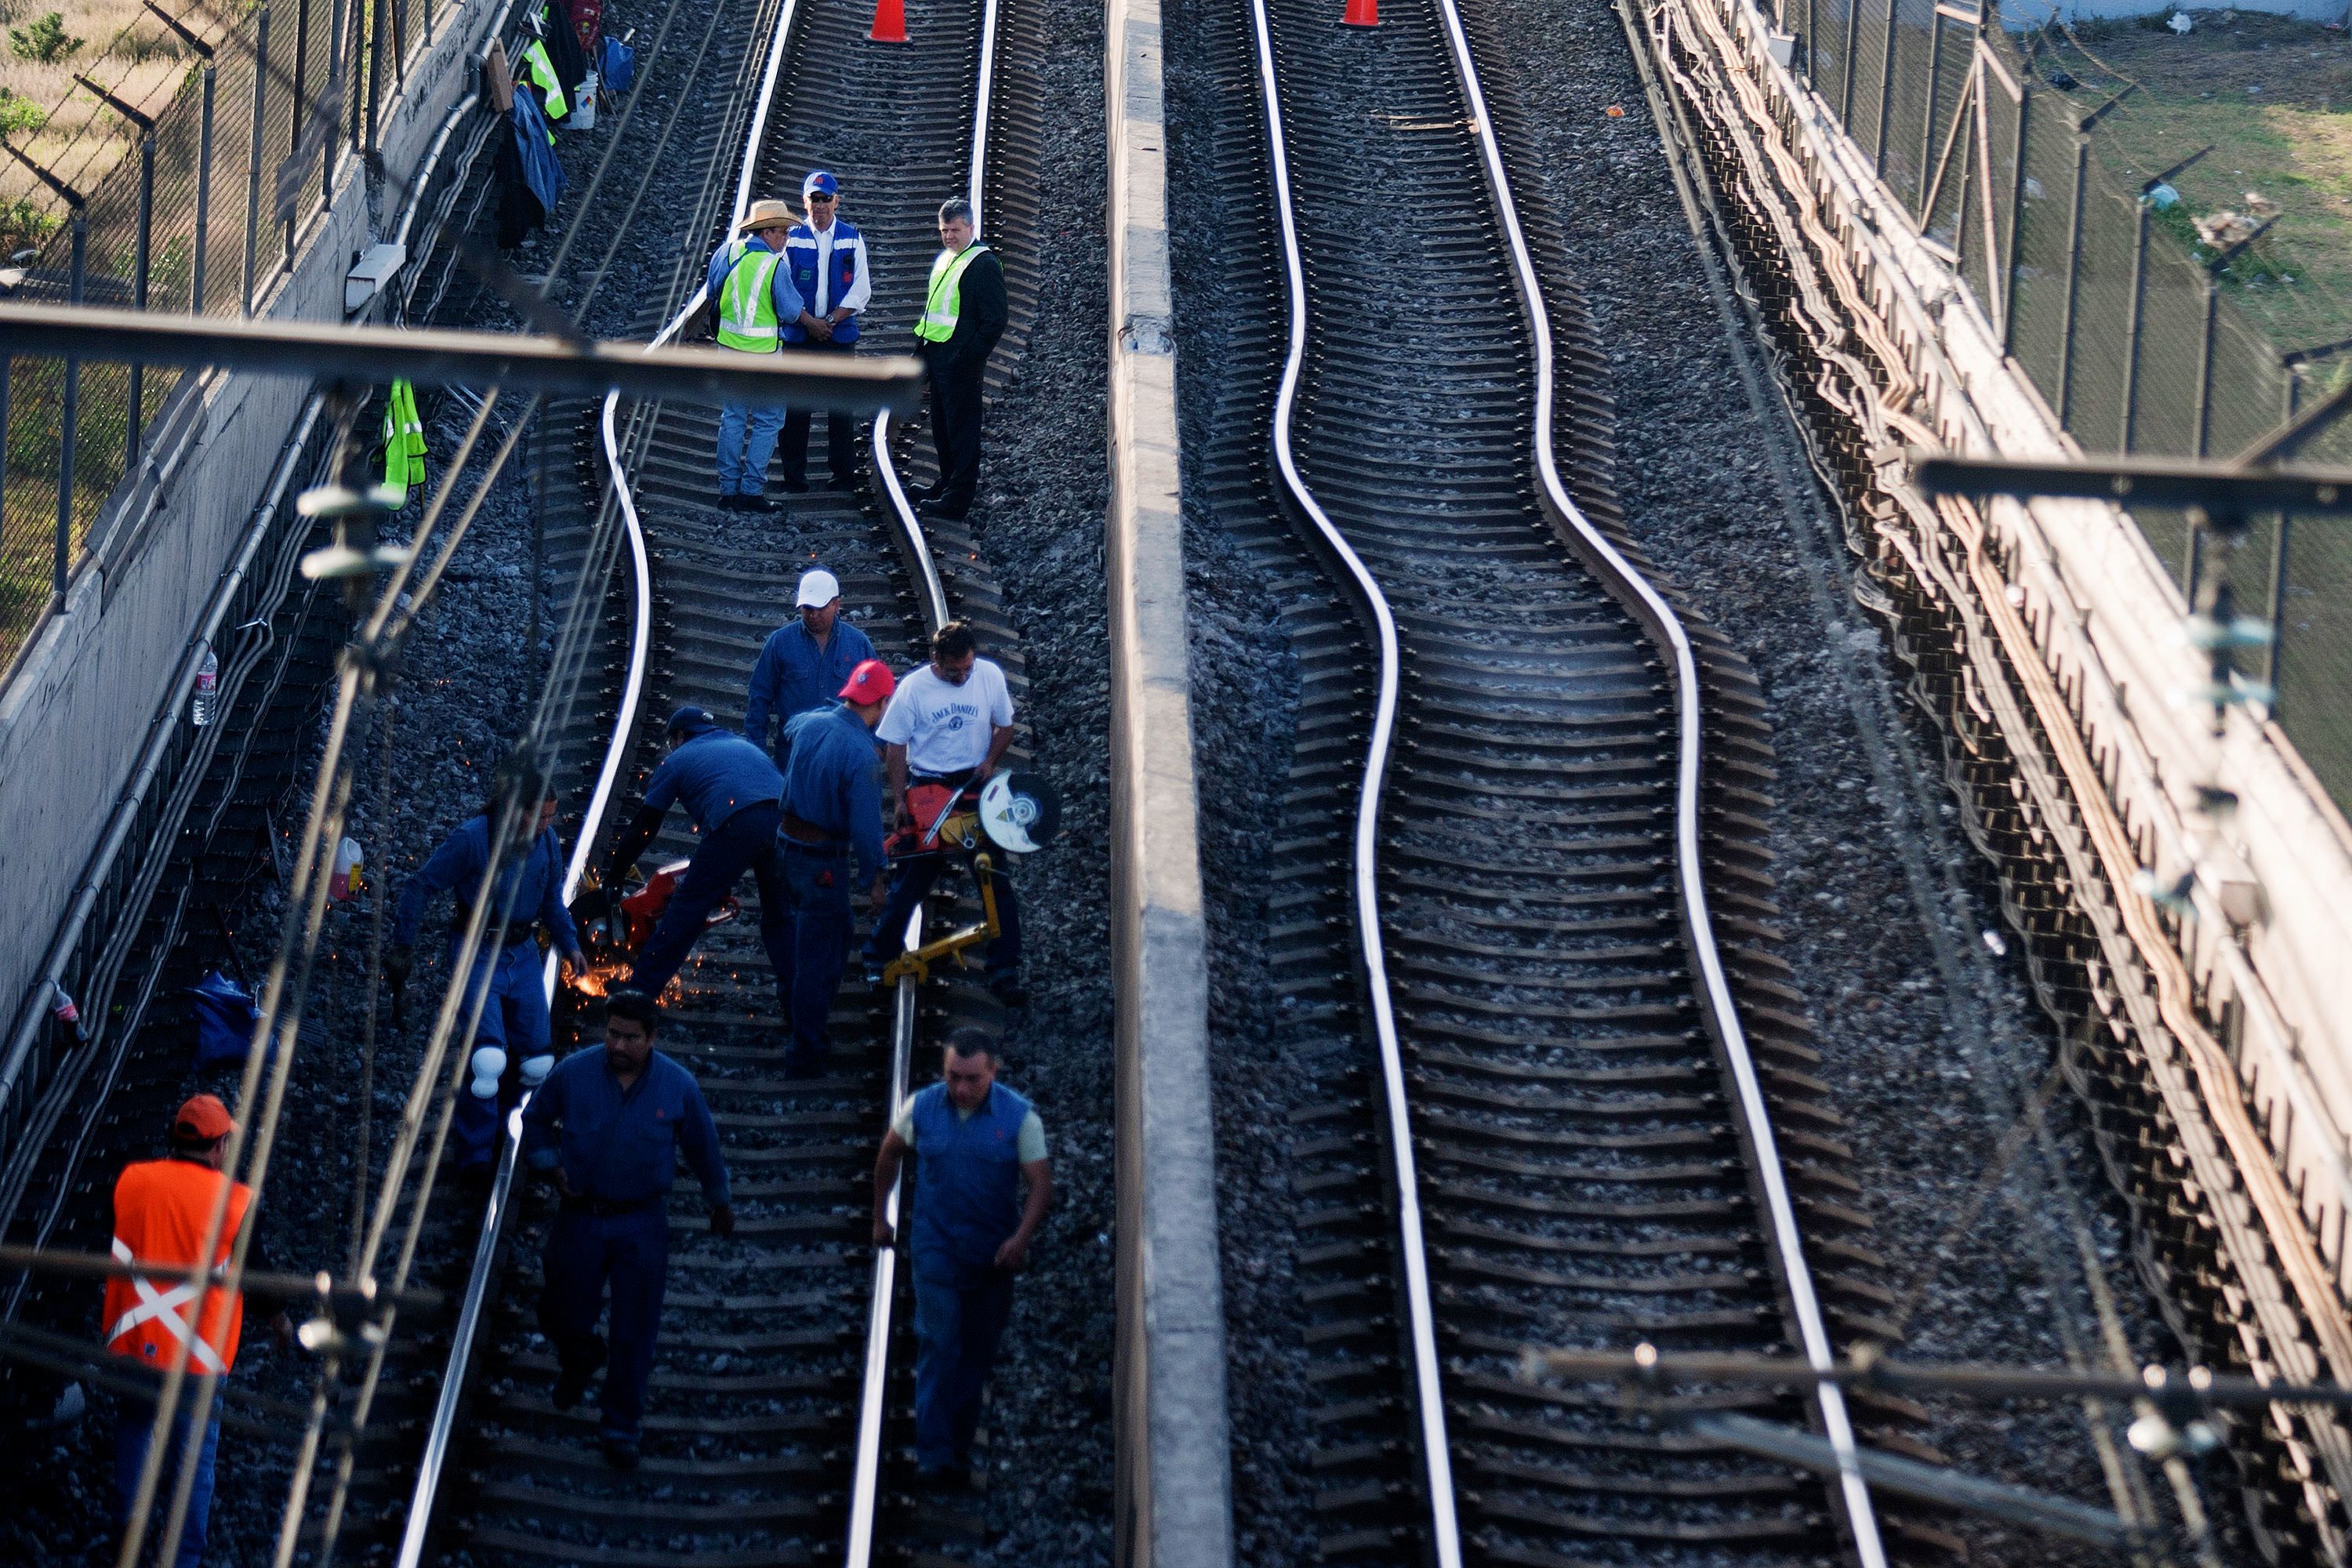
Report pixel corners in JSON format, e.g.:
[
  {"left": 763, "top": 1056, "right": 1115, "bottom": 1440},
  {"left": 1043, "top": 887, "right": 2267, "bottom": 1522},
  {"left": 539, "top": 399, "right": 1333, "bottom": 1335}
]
[
  {"left": 2121, "top": 201, "right": 2149, "bottom": 452},
  {"left": 0, "top": 304, "right": 930, "bottom": 412},
  {"left": 391, "top": 0, "right": 406, "bottom": 86},
  {"left": 193, "top": 64, "right": 216, "bottom": 314},
  {"left": 289, "top": 0, "right": 311, "bottom": 264},
  {"left": 1916, "top": 10, "right": 1943, "bottom": 222},
  {"left": 129, "top": 134, "right": 155, "bottom": 470},
  {"left": 2182, "top": 509, "right": 2202, "bottom": 604},
  {"left": 242, "top": 7, "right": 269, "bottom": 317},
  {"left": 1838, "top": 0, "right": 1858, "bottom": 129},
  {"left": 2000, "top": 84, "right": 2027, "bottom": 353},
  {"left": 2266, "top": 365, "right": 2295, "bottom": 698},
  {"left": 366, "top": 0, "right": 386, "bottom": 151},
  {"left": 1, "top": 358, "right": 12, "bottom": 543},
  {"left": 0, "top": 1242, "right": 444, "bottom": 1310},
  {"left": 2055, "top": 135, "right": 2083, "bottom": 424},
  {"left": 55, "top": 216, "right": 85, "bottom": 606},
  {"left": 1870, "top": 0, "right": 1895, "bottom": 173},
  {"left": 2194, "top": 280, "right": 2216, "bottom": 459},
  {"left": 1912, "top": 451, "right": 2352, "bottom": 512}
]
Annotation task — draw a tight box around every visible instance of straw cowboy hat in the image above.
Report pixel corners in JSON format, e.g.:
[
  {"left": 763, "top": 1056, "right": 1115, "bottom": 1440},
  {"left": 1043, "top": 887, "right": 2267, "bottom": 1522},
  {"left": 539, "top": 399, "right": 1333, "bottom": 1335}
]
[{"left": 738, "top": 198, "right": 797, "bottom": 233}]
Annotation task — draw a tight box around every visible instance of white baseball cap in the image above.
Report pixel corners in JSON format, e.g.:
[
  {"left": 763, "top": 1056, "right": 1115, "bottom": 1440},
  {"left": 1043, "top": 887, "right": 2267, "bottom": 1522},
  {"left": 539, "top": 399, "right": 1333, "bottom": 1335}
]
[{"left": 796, "top": 568, "right": 842, "bottom": 608}]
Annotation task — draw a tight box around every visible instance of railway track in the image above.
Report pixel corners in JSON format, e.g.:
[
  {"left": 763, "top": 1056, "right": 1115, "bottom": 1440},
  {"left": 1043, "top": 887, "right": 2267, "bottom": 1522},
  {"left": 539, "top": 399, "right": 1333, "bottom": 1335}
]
[
  {"left": 1193, "top": 0, "right": 1920, "bottom": 1558},
  {"left": 397, "top": 0, "right": 1049, "bottom": 1561}
]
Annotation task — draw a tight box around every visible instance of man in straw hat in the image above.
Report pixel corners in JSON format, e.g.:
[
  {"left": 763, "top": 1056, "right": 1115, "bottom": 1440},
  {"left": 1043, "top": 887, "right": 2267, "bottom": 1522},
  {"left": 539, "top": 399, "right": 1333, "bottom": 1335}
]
[{"left": 703, "top": 198, "right": 809, "bottom": 514}]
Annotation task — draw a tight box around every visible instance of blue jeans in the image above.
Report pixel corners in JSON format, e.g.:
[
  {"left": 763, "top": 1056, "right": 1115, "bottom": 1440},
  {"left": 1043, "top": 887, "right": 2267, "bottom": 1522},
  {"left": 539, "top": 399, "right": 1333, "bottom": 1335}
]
[
  {"left": 716, "top": 399, "right": 788, "bottom": 496},
  {"left": 911, "top": 1258, "right": 1014, "bottom": 1472},
  {"left": 114, "top": 1403, "right": 220, "bottom": 1568},
  {"left": 539, "top": 1204, "right": 670, "bottom": 1442},
  {"left": 777, "top": 843, "right": 854, "bottom": 1073},
  {"left": 863, "top": 850, "right": 1020, "bottom": 979},
  {"left": 627, "top": 804, "right": 792, "bottom": 1007},
  {"left": 449, "top": 942, "right": 550, "bottom": 1173}
]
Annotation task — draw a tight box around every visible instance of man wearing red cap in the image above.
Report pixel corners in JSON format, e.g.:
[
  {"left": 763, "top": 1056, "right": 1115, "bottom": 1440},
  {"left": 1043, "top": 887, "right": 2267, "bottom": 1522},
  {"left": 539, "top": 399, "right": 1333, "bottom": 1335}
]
[
  {"left": 771, "top": 658, "right": 895, "bottom": 1076},
  {"left": 103, "top": 1094, "right": 282, "bottom": 1568}
]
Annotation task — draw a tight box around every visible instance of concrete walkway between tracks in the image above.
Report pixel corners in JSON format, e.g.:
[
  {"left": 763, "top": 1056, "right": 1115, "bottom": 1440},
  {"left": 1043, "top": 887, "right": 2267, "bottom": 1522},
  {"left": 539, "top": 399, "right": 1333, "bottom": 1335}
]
[{"left": 1104, "top": 0, "right": 1236, "bottom": 1557}]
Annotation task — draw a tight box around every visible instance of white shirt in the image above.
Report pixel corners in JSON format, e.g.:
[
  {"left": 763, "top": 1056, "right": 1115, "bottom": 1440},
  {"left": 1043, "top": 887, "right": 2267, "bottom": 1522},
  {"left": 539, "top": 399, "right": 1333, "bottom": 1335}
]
[
  {"left": 877, "top": 659, "right": 1014, "bottom": 775},
  {"left": 800, "top": 218, "right": 873, "bottom": 318}
]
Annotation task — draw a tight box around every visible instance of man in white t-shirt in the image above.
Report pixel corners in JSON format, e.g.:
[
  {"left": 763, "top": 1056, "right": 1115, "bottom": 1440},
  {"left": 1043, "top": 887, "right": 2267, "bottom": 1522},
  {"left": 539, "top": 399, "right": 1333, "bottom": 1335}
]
[{"left": 862, "top": 621, "right": 1025, "bottom": 1005}]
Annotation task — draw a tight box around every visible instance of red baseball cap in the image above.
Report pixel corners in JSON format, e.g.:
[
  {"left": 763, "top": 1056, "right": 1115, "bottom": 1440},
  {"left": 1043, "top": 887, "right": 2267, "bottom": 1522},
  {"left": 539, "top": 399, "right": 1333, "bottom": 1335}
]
[
  {"left": 839, "top": 659, "right": 896, "bottom": 705},
  {"left": 172, "top": 1094, "right": 235, "bottom": 1143}
]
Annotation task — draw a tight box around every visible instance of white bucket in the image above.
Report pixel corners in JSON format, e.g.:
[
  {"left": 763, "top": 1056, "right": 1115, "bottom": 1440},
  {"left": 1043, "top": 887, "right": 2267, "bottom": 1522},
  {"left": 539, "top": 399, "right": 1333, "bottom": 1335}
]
[{"left": 571, "top": 70, "right": 598, "bottom": 129}]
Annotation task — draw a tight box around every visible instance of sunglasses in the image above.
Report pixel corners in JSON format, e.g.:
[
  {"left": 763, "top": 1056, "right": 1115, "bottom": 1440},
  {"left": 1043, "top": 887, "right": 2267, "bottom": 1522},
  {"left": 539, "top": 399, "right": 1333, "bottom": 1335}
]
[{"left": 810, "top": 191, "right": 838, "bottom": 201}]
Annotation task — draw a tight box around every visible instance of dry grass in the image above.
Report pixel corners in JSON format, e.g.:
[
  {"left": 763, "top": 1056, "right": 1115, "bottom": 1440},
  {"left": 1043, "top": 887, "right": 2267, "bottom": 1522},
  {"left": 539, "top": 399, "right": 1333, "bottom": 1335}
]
[{"left": 0, "top": 0, "right": 220, "bottom": 215}]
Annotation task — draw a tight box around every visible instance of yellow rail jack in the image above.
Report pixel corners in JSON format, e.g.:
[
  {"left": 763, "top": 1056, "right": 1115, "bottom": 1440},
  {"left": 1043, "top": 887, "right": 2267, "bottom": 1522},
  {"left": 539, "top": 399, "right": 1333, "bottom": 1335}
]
[{"left": 880, "top": 851, "right": 1004, "bottom": 988}]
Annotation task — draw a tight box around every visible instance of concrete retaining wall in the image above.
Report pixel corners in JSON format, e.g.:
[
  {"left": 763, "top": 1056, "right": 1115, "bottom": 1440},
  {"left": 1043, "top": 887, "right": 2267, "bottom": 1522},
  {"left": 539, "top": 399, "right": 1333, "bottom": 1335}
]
[
  {"left": 1104, "top": 0, "right": 1235, "bottom": 1557},
  {"left": 0, "top": 0, "right": 508, "bottom": 1059}
]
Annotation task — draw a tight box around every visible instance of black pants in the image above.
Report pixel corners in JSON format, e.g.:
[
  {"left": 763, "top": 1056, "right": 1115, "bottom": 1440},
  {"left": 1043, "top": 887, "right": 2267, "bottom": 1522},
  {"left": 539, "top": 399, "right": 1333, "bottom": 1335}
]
[
  {"left": 782, "top": 337, "right": 859, "bottom": 485},
  {"left": 924, "top": 347, "right": 988, "bottom": 514}
]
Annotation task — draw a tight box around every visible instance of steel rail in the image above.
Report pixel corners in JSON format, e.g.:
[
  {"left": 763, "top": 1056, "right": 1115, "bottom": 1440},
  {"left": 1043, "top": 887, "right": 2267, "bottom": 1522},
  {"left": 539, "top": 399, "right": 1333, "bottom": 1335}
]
[
  {"left": 1427, "top": 0, "right": 1886, "bottom": 1554},
  {"left": 1241, "top": 4, "right": 1457, "bottom": 1562},
  {"left": 865, "top": 0, "right": 993, "bottom": 624},
  {"left": 390, "top": 0, "right": 799, "bottom": 1550}
]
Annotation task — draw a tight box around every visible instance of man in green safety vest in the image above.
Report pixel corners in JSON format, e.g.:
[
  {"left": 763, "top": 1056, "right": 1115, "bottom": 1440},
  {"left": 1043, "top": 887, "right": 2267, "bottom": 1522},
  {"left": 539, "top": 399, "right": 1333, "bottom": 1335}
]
[
  {"left": 909, "top": 198, "right": 1007, "bottom": 524},
  {"left": 704, "top": 198, "right": 808, "bottom": 514}
]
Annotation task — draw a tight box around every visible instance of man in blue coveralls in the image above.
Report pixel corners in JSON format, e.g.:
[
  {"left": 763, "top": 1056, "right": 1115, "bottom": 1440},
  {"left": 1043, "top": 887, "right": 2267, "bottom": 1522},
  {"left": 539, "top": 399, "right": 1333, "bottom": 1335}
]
[
  {"left": 743, "top": 567, "right": 876, "bottom": 767},
  {"left": 774, "top": 657, "right": 894, "bottom": 1076},
  {"left": 871, "top": 1029, "right": 1051, "bottom": 1490},
  {"left": 607, "top": 706, "right": 790, "bottom": 1007},
  {"left": 522, "top": 989, "right": 732, "bottom": 1471},
  {"left": 386, "top": 774, "right": 588, "bottom": 1174}
]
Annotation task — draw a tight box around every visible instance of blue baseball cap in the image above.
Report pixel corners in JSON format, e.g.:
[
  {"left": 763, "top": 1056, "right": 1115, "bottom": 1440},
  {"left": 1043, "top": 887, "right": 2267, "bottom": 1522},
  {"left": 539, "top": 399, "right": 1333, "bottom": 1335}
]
[
  {"left": 804, "top": 169, "right": 840, "bottom": 200},
  {"left": 666, "top": 705, "right": 718, "bottom": 738}
]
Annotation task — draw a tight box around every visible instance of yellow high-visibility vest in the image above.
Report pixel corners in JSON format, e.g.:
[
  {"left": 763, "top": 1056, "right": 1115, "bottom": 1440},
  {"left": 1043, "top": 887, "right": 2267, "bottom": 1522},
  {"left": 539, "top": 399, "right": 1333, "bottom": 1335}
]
[
  {"left": 915, "top": 243, "right": 989, "bottom": 343},
  {"left": 380, "top": 379, "right": 426, "bottom": 506},
  {"left": 717, "top": 241, "right": 782, "bottom": 353}
]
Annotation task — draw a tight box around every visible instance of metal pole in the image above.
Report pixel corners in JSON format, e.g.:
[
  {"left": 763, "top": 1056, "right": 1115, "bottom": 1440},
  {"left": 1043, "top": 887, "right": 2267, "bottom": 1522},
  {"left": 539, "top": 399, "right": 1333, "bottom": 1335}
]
[
  {"left": 0, "top": 359, "right": 11, "bottom": 541},
  {"left": 2264, "top": 363, "right": 2296, "bottom": 699},
  {"left": 2120, "top": 201, "right": 2149, "bottom": 452},
  {"left": 1917, "top": 13, "right": 1944, "bottom": 223},
  {"left": 339, "top": 0, "right": 359, "bottom": 160},
  {"left": 2181, "top": 510, "right": 2201, "bottom": 605},
  {"left": 55, "top": 215, "right": 85, "bottom": 607},
  {"left": 2055, "top": 135, "right": 2084, "bottom": 425},
  {"left": 242, "top": 7, "right": 268, "bottom": 317},
  {"left": 1871, "top": 0, "right": 1896, "bottom": 173},
  {"left": 288, "top": 0, "right": 310, "bottom": 262},
  {"left": 2001, "top": 85, "right": 2028, "bottom": 353},
  {"left": 2193, "top": 280, "right": 2217, "bottom": 459},
  {"left": 366, "top": 0, "right": 387, "bottom": 151},
  {"left": 1839, "top": 0, "right": 1859, "bottom": 129},
  {"left": 193, "top": 64, "right": 216, "bottom": 314},
  {"left": 128, "top": 133, "right": 154, "bottom": 471},
  {"left": 390, "top": 0, "right": 406, "bottom": 89}
]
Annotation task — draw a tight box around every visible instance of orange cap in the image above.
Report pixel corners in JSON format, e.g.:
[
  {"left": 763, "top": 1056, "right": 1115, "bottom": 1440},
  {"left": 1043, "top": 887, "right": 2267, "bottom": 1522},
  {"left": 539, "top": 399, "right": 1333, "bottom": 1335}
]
[{"left": 172, "top": 1094, "right": 235, "bottom": 1143}]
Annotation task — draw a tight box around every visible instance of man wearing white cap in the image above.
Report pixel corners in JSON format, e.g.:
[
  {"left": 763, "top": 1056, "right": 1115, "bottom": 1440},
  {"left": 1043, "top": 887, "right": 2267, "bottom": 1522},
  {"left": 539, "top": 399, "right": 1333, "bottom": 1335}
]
[
  {"left": 703, "top": 197, "right": 808, "bottom": 512},
  {"left": 778, "top": 169, "right": 871, "bottom": 492},
  {"left": 745, "top": 566, "right": 878, "bottom": 766}
]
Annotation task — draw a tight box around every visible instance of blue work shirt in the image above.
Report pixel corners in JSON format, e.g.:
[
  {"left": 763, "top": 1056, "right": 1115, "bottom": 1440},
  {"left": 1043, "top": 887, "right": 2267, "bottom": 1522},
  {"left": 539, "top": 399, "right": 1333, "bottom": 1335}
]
[
  {"left": 394, "top": 816, "right": 581, "bottom": 953},
  {"left": 703, "top": 236, "right": 808, "bottom": 336},
  {"left": 643, "top": 730, "right": 784, "bottom": 834},
  {"left": 779, "top": 703, "right": 887, "bottom": 882},
  {"left": 906, "top": 1080, "right": 1033, "bottom": 1275},
  {"left": 521, "top": 1047, "right": 730, "bottom": 1207},
  {"left": 746, "top": 619, "right": 877, "bottom": 763}
]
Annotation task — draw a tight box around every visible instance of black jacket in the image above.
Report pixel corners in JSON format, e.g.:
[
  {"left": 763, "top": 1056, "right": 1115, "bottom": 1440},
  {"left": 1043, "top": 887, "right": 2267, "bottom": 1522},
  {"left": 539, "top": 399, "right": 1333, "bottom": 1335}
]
[{"left": 924, "top": 246, "right": 1007, "bottom": 369}]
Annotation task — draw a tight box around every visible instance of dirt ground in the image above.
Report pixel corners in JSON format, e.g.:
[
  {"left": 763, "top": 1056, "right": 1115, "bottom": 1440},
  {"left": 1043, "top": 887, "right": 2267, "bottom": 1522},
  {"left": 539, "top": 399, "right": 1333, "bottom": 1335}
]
[{"left": 2050, "top": 8, "right": 2352, "bottom": 354}]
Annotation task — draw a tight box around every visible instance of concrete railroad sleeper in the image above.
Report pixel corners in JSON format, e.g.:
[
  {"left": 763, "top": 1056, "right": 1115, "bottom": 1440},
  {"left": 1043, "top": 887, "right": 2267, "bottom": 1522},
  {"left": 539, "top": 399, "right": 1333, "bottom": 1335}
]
[
  {"left": 1195, "top": 0, "right": 1941, "bottom": 1557},
  {"left": 394, "top": 0, "right": 1053, "bottom": 1559},
  {"left": 1636, "top": 0, "right": 2352, "bottom": 1553}
]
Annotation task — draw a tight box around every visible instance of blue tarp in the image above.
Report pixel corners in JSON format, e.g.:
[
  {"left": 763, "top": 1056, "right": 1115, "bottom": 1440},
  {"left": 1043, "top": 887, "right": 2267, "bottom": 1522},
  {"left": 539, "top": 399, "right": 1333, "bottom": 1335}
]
[
  {"left": 188, "top": 971, "right": 262, "bottom": 1069},
  {"left": 510, "top": 92, "right": 565, "bottom": 216},
  {"left": 600, "top": 34, "right": 634, "bottom": 96}
]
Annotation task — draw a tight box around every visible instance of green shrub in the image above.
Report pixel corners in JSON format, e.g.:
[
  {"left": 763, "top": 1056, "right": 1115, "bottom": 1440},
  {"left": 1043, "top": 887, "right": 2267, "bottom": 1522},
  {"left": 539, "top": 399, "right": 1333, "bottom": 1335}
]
[
  {"left": 0, "top": 86, "right": 45, "bottom": 138},
  {"left": 8, "top": 12, "right": 82, "bottom": 63}
]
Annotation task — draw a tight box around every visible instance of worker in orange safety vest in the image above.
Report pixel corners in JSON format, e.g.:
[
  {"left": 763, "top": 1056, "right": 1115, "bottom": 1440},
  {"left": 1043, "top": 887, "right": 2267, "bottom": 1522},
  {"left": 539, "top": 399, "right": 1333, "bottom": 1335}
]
[{"left": 103, "top": 1094, "right": 285, "bottom": 1568}]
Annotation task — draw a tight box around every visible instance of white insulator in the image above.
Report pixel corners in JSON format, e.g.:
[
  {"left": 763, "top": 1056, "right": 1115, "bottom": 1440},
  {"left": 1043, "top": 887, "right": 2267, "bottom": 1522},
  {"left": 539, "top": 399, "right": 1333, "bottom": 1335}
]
[
  {"left": 520, "top": 1053, "right": 556, "bottom": 1087},
  {"left": 470, "top": 1045, "right": 509, "bottom": 1081}
]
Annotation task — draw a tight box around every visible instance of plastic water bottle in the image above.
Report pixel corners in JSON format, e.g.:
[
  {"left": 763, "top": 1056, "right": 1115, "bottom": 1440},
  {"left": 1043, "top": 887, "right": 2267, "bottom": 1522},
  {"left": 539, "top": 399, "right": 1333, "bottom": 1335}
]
[{"left": 192, "top": 647, "right": 218, "bottom": 727}]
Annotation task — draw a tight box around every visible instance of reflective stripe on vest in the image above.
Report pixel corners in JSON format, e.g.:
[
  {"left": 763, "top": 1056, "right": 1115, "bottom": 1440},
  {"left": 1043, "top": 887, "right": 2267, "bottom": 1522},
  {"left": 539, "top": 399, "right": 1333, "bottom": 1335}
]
[
  {"left": 381, "top": 379, "right": 426, "bottom": 506},
  {"left": 717, "top": 241, "right": 782, "bottom": 352},
  {"left": 521, "top": 38, "right": 568, "bottom": 120},
  {"left": 103, "top": 1159, "right": 252, "bottom": 1376},
  {"left": 914, "top": 243, "right": 989, "bottom": 343}
]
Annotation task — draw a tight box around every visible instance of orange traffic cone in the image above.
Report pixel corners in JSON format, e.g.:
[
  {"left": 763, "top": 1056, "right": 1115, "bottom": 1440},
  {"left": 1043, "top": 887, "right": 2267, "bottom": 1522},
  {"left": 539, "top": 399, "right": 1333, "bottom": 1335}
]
[
  {"left": 1343, "top": 0, "right": 1377, "bottom": 26},
  {"left": 869, "top": 0, "right": 908, "bottom": 42}
]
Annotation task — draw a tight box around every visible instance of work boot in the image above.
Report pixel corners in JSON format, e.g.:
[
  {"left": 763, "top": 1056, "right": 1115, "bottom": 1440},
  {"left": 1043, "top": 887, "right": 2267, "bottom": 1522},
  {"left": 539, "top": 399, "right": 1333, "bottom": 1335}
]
[
  {"left": 823, "top": 473, "right": 858, "bottom": 492},
  {"left": 715, "top": 492, "right": 742, "bottom": 511},
  {"left": 737, "top": 493, "right": 780, "bottom": 514},
  {"left": 778, "top": 475, "right": 811, "bottom": 494},
  {"left": 601, "top": 1436, "right": 641, "bottom": 1472}
]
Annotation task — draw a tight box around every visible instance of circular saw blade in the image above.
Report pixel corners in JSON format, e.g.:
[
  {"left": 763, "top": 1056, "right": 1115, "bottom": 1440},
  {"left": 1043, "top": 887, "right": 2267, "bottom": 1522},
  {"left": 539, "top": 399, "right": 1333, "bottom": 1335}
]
[{"left": 979, "top": 771, "right": 1061, "bottom": 854}]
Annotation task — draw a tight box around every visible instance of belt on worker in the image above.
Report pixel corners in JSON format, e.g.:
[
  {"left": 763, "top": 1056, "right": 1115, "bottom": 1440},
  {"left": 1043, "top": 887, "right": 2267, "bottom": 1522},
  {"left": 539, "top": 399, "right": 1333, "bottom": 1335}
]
[
  {"left": 452, "top": 906, "right": 538, "bottom": 951},
  {"left": 779, "top": 811, "right": 847, "bottom": 848},
  {"left": 561, "top": 1193, "right": 663, "bottom": 1218},
  {"left": 911, "top": 768, "right": 979, "bottom": 791}
]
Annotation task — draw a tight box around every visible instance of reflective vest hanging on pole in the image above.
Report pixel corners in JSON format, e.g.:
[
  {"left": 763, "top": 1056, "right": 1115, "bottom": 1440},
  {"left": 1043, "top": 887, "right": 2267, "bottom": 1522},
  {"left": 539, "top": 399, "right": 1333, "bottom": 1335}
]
[
  {"left": 381, "top": 379, "right": 426, "bottom": 506},
  {"left": 717, "top": 241, "right": 783, "bottom": 352},
  {"left": 103, "top": 1159, "right": 253, "bottom": 1377},
  {"left": 521, "top": 38, "right": 568, "bottom": 122},
  {"left": 915, "top": 243, "right": 989, "bottom": 343}
]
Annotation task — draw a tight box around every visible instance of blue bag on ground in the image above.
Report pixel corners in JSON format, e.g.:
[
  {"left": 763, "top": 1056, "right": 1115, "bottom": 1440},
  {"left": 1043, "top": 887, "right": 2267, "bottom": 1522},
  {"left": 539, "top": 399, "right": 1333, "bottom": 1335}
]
[
  {"left": 188, "top": 971, "right": 262, "bottom": 1069},
  {"left": 599, "top": 34, "right": 633, "bottom": 95}
]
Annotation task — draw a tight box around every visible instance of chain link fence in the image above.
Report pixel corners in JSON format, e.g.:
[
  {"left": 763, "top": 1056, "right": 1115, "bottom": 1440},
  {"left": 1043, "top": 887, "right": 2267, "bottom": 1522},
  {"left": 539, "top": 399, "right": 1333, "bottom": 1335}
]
[
  {"left": 0, "top": 0, "right": 466, "bottom": 677},
  {"left": 1789, "top": 0, "right": 2352, "bottom": 815}
]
